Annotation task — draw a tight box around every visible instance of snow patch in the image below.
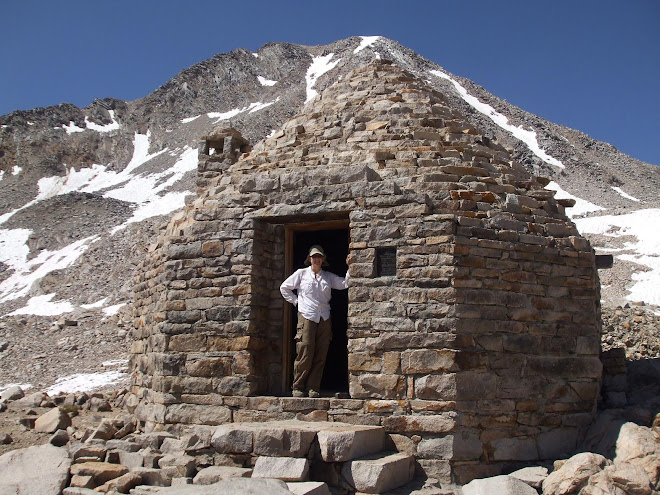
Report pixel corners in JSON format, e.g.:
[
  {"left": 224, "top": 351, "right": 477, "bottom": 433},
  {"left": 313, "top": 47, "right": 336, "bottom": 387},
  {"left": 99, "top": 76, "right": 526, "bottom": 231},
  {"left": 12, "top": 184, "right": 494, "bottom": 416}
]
[
  {"left": 257, "top": 76, "right": 277, "bottom": 86},
  {"left": 8, "top": 293, "right": 74, "bottom": 316},
  {"left": 85, "top": 110, "right": 120, "bottom": 133},
  {"left": 429, "top": 70, "right": 565, "bottom": 169},
  {"left": 109, "top": 146, "right": 198, "bottom": 233},
  {"left": 11, "top": 166, "right": 22, "bottom": 176},
  {"left": 81, "top": 297, "right": 108, "bottom": 309},
  {"left": 0, "top": 235, "right": 99, "bottom": 304},
  {"left": 305, "top": 53, "right": 341, "bottom": 103},
  {"left": 354, "top": 36, "right": 381, "bottom": 54},
  {"left": 61, "top": 110, "right": 120, "bottom": 134},
  {"left": 102, "top": 358, "right": 128, "bottom": 368},
  {"left": 575, "top": 209, "right": 660, "bottom": 306},
  {"left": 208, "top": 108, "right": 243, "bottom": 121},
  {"left": 46, "top": 370, "right": 127, "bottom": 395},
  {"left": 0, "top": 170, "right": 4, "bottom": 181},
  {"left": 0, "top": 228, "right": 31, "bottom": 268},
  {"left": 181, "top": 115, "right": 200, "bottom": 124},
  {"left": 62, "top": 121, "right": 85, "bottom": 134},
  {"left": 612, "top": 186, "right": 641, "bottom": 202},
  {"left": 102, "top": 302, "right": 126, "bottom": 316},
  {"left": 545, "top": 181, "right": 605, "bottom": 218},
  {"left": 249, "top": 98, "right": 279, "bottom": 113},
  {"left": 208, "top": 98, "right": 280, "bottom": 123}
]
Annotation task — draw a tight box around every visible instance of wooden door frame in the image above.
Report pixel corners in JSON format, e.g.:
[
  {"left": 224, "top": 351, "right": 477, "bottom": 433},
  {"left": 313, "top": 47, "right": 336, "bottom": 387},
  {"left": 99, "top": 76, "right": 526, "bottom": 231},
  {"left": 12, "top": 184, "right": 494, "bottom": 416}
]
[{"left": 281, "top": 219, "right": 350, "bottom": 393}]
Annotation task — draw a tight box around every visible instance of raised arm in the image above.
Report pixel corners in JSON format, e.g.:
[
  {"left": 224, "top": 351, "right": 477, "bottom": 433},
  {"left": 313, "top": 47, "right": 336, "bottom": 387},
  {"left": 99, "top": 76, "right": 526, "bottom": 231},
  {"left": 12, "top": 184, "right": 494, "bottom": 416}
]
[{"left": 329, "top": 254, "right": 352, "bottom": 290}]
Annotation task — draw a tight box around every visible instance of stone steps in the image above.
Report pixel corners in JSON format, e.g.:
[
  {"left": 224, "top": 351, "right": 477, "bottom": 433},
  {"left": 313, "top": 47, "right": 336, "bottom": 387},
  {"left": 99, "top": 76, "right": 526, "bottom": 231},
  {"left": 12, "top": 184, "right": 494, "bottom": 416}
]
[{"left": 210, "top": 419, "right": 414, "bottom": 493}]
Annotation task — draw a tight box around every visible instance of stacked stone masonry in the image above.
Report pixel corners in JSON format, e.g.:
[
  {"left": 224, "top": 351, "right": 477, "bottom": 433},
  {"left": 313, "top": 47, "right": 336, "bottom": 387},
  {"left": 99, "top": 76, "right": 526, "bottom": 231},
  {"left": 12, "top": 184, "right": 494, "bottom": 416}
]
[{"left": 131, "top": 60, "right": 602, "bottom": 484}]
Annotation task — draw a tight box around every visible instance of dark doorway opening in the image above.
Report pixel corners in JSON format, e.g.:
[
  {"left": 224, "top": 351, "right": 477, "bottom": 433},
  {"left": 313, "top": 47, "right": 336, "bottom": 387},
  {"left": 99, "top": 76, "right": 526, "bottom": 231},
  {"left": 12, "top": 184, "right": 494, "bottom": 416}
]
[{"left": 289, "top": 227, "right": 349, "bottom": 394}]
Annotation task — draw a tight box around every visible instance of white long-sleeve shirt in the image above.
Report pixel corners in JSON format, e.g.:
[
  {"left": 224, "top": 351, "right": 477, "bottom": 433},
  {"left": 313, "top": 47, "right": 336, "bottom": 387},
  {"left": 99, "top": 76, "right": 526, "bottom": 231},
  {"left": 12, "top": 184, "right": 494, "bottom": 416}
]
[{"left": 280, "top": 267, "right": 350, "bottom": 323}]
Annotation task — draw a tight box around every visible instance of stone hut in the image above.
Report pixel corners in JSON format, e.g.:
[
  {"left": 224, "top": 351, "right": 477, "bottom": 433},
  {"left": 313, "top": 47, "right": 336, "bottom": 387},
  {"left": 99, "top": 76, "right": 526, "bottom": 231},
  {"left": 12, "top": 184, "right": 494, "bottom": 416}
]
[{"left": 131, "top": 60, "right": 602, "bottom": 482}]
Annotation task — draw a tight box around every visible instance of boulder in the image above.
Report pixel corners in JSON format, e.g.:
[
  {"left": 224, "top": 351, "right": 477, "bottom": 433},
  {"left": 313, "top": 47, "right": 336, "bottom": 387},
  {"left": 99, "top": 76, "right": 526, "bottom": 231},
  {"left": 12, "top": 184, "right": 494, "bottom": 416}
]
[
  {"left": 69, "top": 461, "right": 129, "bottom": 485},
  {"left": 462, "top": 475, "right": 538, "bottom": 495},
  {"left": 11, "top": 391, "right": 47, "bottom": 408},
  {"left": 253, "top": 425, "right": 316, "bottom": 457},
  {"left": 211, "top": 424, "right": 253, "bottom": 454},
  {"left": 130, "top": 466, "right": 167, "bottom": 486},
  {"left": 155, "top": 478, "right": 293, "bottom": 494},
  {"left": 0, "top": 444, "right": 71, "bottom": 495},
  {"left": 317, "top": 424, "right": 385, "bottom": 462},
  {"left": 542, "top": 452, "right": 610, "bottom": 495},
  {"left": 252, "top": 456, "right": 310, "bottom": 481},
  {"left": 158, "top": 453, "right": 197, "bottom": 481},
  {"left": 600, "top": 463, "right": 653, "bottom": 495},
  {"left": 192, "top": 465, "right": 252, "bottom": 484},
  {"left": 63, "top": 488, "right": 99, "bottom": 495},
  {"left": 87, "top": 418, "right": 117, "bottom": 440},
  {"left": 34, "top": 406, "right": 72, "bottom": 433},
  {"left": 69, "top": 475, "right": 95, "bottom": 488},
  {"left": 286, "top": 481, "right": 333, "bottom": 495},
  {"left": 614, "top": 422, "right": 660, "bottom": 486},
  {"left": 508, "top": 466, "right": 548, "bottom": 489},
  {"left": 0, "top": 385, "right": 25, "bottom": 401},
  {"left": 341, "top": 452, "right": 414, "bottom": 493},
  {"left": 50, "top": 428, "right": 70, "bottom": 446},
  {"left": 99, "top": 471, "right": 143, "bottom": 494}
]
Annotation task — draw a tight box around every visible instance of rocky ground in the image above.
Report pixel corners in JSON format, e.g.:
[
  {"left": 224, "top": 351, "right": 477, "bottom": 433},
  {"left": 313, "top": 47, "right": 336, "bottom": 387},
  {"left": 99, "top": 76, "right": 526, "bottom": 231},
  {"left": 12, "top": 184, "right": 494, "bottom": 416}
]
[{"left": 0, "top": 304, "right": 659, "bottom": 493}]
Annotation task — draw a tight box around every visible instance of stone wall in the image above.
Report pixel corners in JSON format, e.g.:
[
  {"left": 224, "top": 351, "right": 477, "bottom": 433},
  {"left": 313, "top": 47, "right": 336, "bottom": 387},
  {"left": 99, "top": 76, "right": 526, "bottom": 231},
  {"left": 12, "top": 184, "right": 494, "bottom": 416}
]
[{"left": 130, "top": 60, "right": 602, "bottom": 482}]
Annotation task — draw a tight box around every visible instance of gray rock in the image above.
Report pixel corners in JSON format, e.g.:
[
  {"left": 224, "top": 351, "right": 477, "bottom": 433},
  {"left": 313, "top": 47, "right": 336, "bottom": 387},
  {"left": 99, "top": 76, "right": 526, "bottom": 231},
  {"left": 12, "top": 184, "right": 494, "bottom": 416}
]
[
  {"left": 286, "top": 481, "right": 332, "bottom": 495},
  {"left": 614, "top": 422, "right": 660, "bottom": 487},
  {"left": 87, "top": 418, "right": 117, "bottom": 440},
  {"left": 508, "top": 466, "right": 548, "bottom": 489},
  {"left": 211, "top": 425, "right": 253, "bottom": 454},
  {"left": 598, "top": 463, "right": 653, "bottom": 495},
  {"left": 542, "top": 452, "right": 610, "bottom": 495},
  {"left": 35, "top": 406, "right": 72, "bottom": 433},
  {"left": 49, "top": 428, "right": 70, "bottom": 446},
  {"left": 317, "top": 424, "right": 385, "bottom": 462},
  {"left": 462, "top": 475, "right": 538, "bottom": 495},
  {"left": 0, "top": 385, "right": 25, "bottom": 401},
  {"left": 11, "top": 391, "right": 47, "bottom": 408},
  {"left": 192, "top": 466, "right": 252, "bottom": 484},
  {"left": 62, "top": 488, "right": 99, "bottom": 495},
  {"left": 252, "top": 456, "right": 309, "bottom": 481},
  {"left": 0, "top": 444, "right": 71, "bottom": 495},
  {"left": 341, "top": 452, "right": 414, "bottom": 493},
  {"left": 156, "top": 478, "right": 293, "bottom": 494}
]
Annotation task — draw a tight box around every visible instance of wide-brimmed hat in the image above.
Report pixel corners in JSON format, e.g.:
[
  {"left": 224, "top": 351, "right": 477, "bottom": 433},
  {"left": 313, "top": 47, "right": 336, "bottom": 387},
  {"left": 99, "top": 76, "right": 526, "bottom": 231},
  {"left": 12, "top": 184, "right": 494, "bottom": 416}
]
[{"left": 305, "top": 245, "right": 329, "bottom": 266}]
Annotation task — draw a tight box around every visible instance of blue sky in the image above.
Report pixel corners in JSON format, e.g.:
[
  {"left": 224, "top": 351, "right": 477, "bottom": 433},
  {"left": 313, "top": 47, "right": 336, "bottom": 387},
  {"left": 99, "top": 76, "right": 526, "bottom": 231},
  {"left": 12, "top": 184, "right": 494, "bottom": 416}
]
[{"left": 2, "top": 0, "right": 658, "bottom": 165}]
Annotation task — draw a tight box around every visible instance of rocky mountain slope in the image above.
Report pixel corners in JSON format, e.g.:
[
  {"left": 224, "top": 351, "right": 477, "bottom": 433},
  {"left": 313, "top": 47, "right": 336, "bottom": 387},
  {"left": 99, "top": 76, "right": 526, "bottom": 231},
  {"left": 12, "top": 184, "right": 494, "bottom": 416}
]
[{"left": 0, "top": 36, "right": 659, "bottom": 391}]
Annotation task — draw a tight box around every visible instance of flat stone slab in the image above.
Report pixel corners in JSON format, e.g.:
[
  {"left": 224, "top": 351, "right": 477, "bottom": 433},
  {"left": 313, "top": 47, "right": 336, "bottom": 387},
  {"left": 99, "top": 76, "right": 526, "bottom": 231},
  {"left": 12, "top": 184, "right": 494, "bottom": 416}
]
[
  {"left": 317, "top": 424, "right": 385, "bottom": 462},
  {"left": 192, "top": 466, "right": 252, "bottom": 484},
  {"left": 211, "top": 420, "right": 385, "bottom": 460},
  {"left": 252, "top": 455, "right": 310, "bottom": 481},
  {"left": 341, "top": 452, "right": 414, "bottom": 493},
  {"left": 155, "top": 478, "right": 293, "bottom": 494},
  {"left": 286, "top": 481, "right": 332, "bottom": 495}
]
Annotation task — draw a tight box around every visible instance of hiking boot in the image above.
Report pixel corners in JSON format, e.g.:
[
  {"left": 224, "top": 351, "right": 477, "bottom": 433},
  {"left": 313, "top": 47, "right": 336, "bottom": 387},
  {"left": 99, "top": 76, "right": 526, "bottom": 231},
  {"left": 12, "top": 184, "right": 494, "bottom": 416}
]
[
  {"left": 308, "top": 390, "right": 320, "bottom": 398},
  {"left": 292, "top": 389, "right": 305, "bottom": 397}
]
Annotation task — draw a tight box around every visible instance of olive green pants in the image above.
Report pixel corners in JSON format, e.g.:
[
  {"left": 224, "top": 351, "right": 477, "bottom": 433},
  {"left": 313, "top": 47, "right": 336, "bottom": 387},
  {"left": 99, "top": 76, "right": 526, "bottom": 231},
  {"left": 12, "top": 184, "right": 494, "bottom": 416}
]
[{"left": 292, "top": 314, "right": 332, "bottom": 393}]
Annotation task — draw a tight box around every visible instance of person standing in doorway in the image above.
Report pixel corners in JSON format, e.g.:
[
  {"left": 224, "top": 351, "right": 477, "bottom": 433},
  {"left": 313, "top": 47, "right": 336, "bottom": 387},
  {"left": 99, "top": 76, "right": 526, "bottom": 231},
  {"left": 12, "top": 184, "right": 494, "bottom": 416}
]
[{"left": 280, "top": 245, "right": 351, "bottom": 398}]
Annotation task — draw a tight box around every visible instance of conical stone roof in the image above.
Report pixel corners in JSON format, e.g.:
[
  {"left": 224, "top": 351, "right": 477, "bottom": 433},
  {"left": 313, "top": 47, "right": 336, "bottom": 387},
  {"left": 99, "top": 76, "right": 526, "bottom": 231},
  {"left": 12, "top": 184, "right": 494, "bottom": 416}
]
[{"left": 131, "top": 60, "right": 602, "bottom": 483}]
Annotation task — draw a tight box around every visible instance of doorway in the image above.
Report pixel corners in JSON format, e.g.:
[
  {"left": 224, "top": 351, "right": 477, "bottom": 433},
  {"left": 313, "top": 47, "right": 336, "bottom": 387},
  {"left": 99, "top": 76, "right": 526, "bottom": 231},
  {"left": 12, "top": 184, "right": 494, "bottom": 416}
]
[{"left": 285, "top": 224, "right": 350, "bottom": 395}]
